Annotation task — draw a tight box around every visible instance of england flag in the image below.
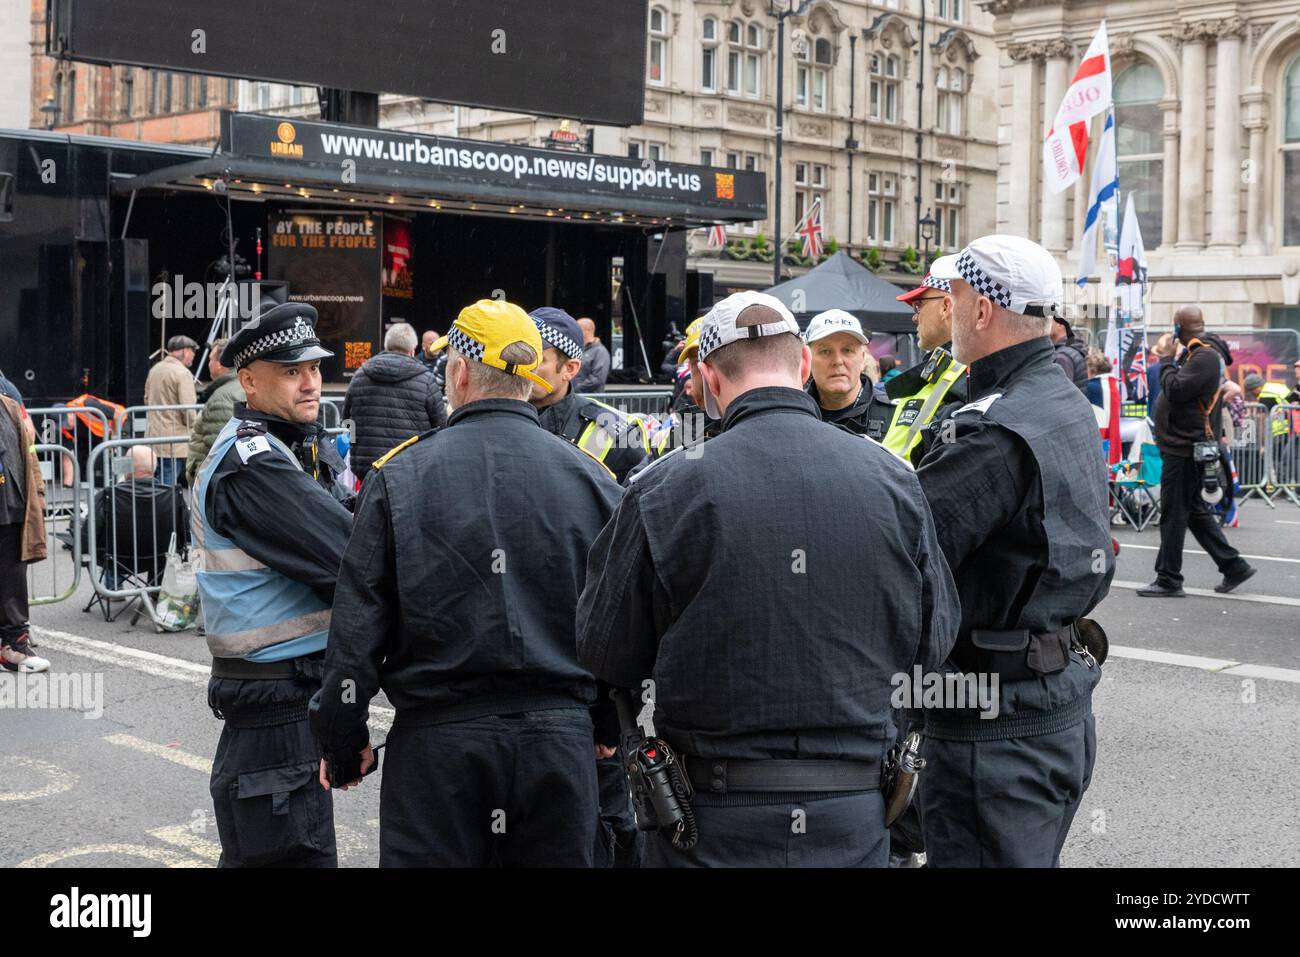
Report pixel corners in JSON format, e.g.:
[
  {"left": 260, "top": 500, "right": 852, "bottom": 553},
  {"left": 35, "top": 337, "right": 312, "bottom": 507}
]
[{"left": 1043, "top": 21, "right": 1113, "bottom": 195}]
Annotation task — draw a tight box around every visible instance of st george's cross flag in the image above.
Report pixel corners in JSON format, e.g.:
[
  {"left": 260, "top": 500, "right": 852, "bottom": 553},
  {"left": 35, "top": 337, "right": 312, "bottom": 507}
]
[{"left": 1043, "top": 21, "right": 1113, "bottom": 195}]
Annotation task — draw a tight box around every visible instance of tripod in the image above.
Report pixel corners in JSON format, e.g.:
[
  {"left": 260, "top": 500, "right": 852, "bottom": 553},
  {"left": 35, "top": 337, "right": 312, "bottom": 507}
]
[{"left": 193, "top": 275, "right": 241, "bottom": 383}]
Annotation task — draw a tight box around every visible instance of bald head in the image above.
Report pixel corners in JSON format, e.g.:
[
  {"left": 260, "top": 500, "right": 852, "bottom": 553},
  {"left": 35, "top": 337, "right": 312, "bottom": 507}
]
[
  {"left": 577, "top": 317, "right": 596, "bottom": 344},
  {"left": 1175, "top": 306, "right": 1205, "bottom": 343},
  {"left": 128, "top": 445, "right": 156, "bottom": 480}
]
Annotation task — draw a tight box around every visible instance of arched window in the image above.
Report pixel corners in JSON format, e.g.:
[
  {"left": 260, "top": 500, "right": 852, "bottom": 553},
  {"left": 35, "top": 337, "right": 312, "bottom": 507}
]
[
  {"left": 795, "top": 36, "right": 833, "bottom": 112},
  {"left": 745, "top": 23, "right": 765, "bottom": 97},
  {"left": 701, "top": 17, "right": 718, "bottom": 92},
  {"left": 727, "top": 21, "right": 743, "bottom": 93},
  {"left": 1114, "top": 61, "right": 1165, "bottom": 247},
  {"left": 936, "top": 65, "right": 965, "bottom": 134},
  {"left": 648, "top": 6, "right": 669, "bottom": 86},
  {"left": 1282, "top": 55, "right": 1300, "bottom": 246}
]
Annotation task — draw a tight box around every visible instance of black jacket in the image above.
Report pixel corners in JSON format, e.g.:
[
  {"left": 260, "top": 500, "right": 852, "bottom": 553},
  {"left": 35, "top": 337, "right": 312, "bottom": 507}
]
[
  {"left": 806, "top": 374, "right": 876, "bottom": 431},
  {"left": 577, "top": 386, "right": 959, "bottom": 761},
  {"left": 311, "top": 399, "right": 623, "bottom": 760},
  {"left": 204, "top": 403, "right": 353, "bottom": 606},
  {"left": 536, "top": 389, "right": 647, "bottom": 483},
  {"left": 1052, "top": 336, "right": 1089, "bottom": 391},
  {"left": 1153, "top": 336, "right": 1231, "bottom": 457},
  {"left": 342, "top": 352, "right": 447, "bottom": 474}
]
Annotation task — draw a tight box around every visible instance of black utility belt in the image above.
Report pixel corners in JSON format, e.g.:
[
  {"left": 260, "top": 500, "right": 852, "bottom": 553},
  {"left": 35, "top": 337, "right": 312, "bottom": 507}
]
[
  {"left": 683, "top": 756, "right": 881, "bottom": 795},
  {"left": 210, "top": 654, "right": 321, "bottom": 681},
  {"left": 956, "top": 626, "right": 1073, "bottom": 682}
]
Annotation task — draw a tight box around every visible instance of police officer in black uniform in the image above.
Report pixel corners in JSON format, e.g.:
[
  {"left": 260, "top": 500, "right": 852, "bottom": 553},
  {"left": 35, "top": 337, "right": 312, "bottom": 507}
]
[
  {"left": 527, "top": 306, "right": 649, "bottom": 483},
  {"left": 1050, "top": 315, "right": 1089, "bottom": 392},
  {"left": 194, "top": 300, "right": 352, "bottom": 868},
  {"left": 633, "top": 319, "right": 719, "bottom": 478},
  {"left": 577, "top": 290, "right": 960, "bottom": 868},
  {"left": 311, "top": 299, "right": 622, "bottom": 867},
  {"left": 914, "top": 236, "right": 1114, "bottom": 867}
]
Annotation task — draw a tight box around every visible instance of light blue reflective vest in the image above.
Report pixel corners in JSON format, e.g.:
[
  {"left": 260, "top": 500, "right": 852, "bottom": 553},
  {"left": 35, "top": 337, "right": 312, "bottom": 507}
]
[{"left": 194, "top": 418, "right": 331, "bottom": 662}]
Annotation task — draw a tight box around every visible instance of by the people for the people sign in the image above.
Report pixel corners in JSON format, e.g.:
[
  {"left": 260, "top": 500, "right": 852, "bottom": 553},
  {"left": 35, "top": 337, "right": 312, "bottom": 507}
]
[{"left": 267, "top": 212, "right": 381, "bottom": 383}]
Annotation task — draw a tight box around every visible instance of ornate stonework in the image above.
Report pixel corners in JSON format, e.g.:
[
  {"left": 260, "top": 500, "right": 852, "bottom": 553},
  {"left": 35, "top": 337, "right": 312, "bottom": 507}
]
[
  {"left": 932, "top": 27, "right": 982, "bottom": 62},
  {"left": 937, "top": 142, "right": 964, "bottom": 158},
  {"left": 796, "top": 120, "right": 829, "bottom": 137},
  {"left": 1006, "top": 38, "right": 1072, "bottom": 62},
  {"left": 871, "top": 131, "right": 900, "bottom": 150},
  {"left": 728, "top": 106, "right": 767, "bottom": 127},
  {"left": 645, "top": 97, "right": 665, "bottom": 114}
]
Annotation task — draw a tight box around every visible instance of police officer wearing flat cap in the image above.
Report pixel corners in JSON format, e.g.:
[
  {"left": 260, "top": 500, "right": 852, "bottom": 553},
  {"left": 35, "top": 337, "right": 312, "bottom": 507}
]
[
  {"left": 914, "top": 235, "right": 1114, "bottom": 867},
  {"left": 577, "top": 290, "right": 960, "bottom": 868},
  {"left": 194, "top": 299, "right": 352, "bottom": 867},
  {"left": 311, "top": 299, "right": 622, "bottom": 867},
  {"left": 528, "top": 306, "right": 650, "bottom": 484}
]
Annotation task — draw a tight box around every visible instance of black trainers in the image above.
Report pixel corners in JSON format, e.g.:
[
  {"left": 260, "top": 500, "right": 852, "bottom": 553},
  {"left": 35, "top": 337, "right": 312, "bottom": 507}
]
[
  {"left": 1215, "top": 565, "right": 1257, "bottom": 594},
  {"left": 1136, "top": 581, "right": 1185, "bottom": 597}
]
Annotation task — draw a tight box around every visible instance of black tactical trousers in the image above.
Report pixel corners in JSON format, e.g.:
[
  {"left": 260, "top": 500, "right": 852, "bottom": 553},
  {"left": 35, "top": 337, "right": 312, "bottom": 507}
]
[
  {"left": 0, "top": 523, "right": 29, "bottom": 643},
  {"left": 379, "top": 708, "right": 599, "bottom": 867},
  {"left": 1155, "top": 451, "right": 1249, "bottom": 588},
  {"left": 644, "top": 791, "right": 888, "bottom": 868},
  {"left": 919, "top": 711, "right": 1097, "bottom": 868},
  {"left": 208, "top": 674, "right": 337, "bottom": 868},
  {"left": 595, "top": 752, "right": 643, "bottom": 868}
]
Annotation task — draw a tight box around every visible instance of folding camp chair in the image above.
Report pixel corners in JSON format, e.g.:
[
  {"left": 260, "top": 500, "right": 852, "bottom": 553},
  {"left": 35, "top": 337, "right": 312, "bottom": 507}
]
[{"left": 1109, "top": 443, "right": 1162, "bottom": 532}]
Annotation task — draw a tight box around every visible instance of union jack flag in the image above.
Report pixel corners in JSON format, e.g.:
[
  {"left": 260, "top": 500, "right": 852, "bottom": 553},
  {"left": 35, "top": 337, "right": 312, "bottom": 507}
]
[
  {"left": 798, "top": 198, "right": 824, "bottom": 258},
  {"left": 707, "top": 224, "right": 727, "bottom": 249}
]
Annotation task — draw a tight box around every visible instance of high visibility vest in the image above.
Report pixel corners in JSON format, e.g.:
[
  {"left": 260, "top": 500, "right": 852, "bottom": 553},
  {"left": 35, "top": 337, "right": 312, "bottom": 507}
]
[
  {"left": 1259, "top": 382, "right": 1293, "bottom": 436},
  {"left": 61, "top": 394, "right": 127, "bottom": 439},
  {"left": 880, "top": 350, "right": 967, "bottom": 461},
  {"left": 194, "top": 418, "right": 331, "bottom": 661},
  {"left": 574, "top": 397, "right": 650, "bottom": 462}
]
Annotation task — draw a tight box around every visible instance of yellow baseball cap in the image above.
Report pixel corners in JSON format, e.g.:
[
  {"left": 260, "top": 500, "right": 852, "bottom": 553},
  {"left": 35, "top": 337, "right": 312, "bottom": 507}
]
[
  {"left": 678, "top": 317, "right": 705, "bottom": 362},
  {"left": 432, "top": 298, "right": 553, "bottom": 394}
]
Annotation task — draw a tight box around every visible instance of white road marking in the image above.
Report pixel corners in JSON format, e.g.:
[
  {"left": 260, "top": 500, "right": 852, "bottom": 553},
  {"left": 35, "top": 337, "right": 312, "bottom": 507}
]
[
  {"left": 104, "top": 733, "right": 214, "bottom": 774},
  {"left": 18, "top": 842, "right": 203, "bottom": 868},
  {"left": 1110, "top": 579, "right": 1300, "bottom": 608},
  {"left": 0, "top": 756, "right": 77, "bottom": 802},
  {"left": 30, "top": 625, "right": 394, "bottom": 732},
  {"left": 1108, "top": 645, "right": 1300, "bottom": 684},
  {"left": 1274, "top": 520, "right": 1300, "bottom": 525},
  {"left": 149, "top": 824, "right": 222, "bottom": 862},
  {"left": 1117, "top": 543, "right": 1300, "bottom": 565}
]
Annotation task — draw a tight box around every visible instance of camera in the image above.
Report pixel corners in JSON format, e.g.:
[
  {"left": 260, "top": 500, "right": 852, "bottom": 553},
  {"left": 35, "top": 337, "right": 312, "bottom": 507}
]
[{"left": 1192, "top": 441, "right": 1223, "bottom": 504}]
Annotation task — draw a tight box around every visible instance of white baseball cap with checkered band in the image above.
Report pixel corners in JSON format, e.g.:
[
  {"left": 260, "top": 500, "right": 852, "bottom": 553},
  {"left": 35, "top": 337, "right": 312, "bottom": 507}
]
[
  {"left": 697, "top": 290, "right": 801, "bottom": 419},
  {"left": 929, "top": 235, "right": 1064, "bottom": 318}
]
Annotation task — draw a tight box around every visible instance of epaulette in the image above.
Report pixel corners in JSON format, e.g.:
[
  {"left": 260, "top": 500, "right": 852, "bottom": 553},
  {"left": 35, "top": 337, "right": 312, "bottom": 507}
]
[
  {"left": 951, "top": 393, "right": 1003, "bottom": 417},
  {"left": 373, "top": 428, "right": 438, "bottom": 469},
  {"left": 235, "top": 419, "right": 268, "bottom": 439},
  {"left": 627, "top": 444, "right": 685, "bottom": 484},
  {"left": 579, "top": 398, "right": 633, "bottom": 437}
]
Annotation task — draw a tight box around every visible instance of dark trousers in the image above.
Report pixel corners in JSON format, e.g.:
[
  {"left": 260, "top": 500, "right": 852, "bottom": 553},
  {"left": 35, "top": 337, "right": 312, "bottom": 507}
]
[
  {"left": 0, "top": 523, "right": 29, "bottom": 644},
  {"left": 919, "top": 712, "right": 1096, "bottom": 867},
  {"left": 644, "top": 791, "right": 888, "bottom": 868},
  {"left": 1155, "top": 451, "right": 1248, "bottom": 588},
  {"left": 596, "top": 753, "right": 644, "bottom": 868},
  {"left": 208, "top": 675, "right": 337, "bottom": 868},
  {"left": 379, "top": 708, "right": 599, "bottom": 867}
]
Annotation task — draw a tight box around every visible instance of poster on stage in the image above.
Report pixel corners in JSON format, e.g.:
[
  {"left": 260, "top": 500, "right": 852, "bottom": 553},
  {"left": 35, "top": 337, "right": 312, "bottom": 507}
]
[
  {"left": 267, "top": 211, "right": 381, "bottom": 382},
  {"left": 382, "top": 217, "right": 414, "bottom": 300}
]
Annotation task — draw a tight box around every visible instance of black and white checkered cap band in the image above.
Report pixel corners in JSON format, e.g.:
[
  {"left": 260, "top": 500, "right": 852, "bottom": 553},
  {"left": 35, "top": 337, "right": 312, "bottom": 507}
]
[
  {"left": 536, "top": 323, "right": 582, "bottom": 360},
  {"left": 922, "top": 274, "right": 952, "bottom": 293},
  {"left": 698, "top": 315, "right": 798, "bottom": 362},
  {"left": 697, "top": 324, "right": 724, "bottom": 361},
  {"left": 234, "top": 319, "right": 318, "bottom": 368},
  {"left": 447, "top": 325, "right": 487, "bottom": 363},
  {"left": 955, "top": 250, "right": 1011, "bottom": 308}
]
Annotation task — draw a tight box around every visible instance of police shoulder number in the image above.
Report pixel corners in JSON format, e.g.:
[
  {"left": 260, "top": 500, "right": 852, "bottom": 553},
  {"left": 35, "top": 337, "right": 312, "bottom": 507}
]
[{"left": 234, "top": 434, "right": 273, "bottom": 463}]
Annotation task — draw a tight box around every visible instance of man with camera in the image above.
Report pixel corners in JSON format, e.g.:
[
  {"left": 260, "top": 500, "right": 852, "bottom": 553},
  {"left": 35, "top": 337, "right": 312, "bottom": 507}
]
[{"left": 1139, "top": 307, "right": 1256, "bottom": 597}]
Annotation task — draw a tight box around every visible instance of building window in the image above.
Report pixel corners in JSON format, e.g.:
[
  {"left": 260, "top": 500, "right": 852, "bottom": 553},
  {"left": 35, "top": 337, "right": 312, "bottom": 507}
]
[
  {"left": 1114, "top": 61, "right": 1165, "bottom": 248},
  {"left": 256, "top": 82, "right": 271, "bottom": 111},
  {"left": 162, "top": 72, "right": 172, "bottom": 113},
  {"left": 147, "top": 72, "right": 158, "bottom": 113},
  {"left": 226, "top": 78, "right": 237, "bottom": 105},
  {"left": 745, "top": 23, "right": 765, "bottom": 98},
  {"left": 867, "top": 172, "right": 898, "bottom": 245},
  {"left": 702, "top": 17, "right": 718, "bottom": 92},
  {"left": 701, "top": 148, "right": 715, "bottom": 167},
  {"left": 628, "top": 142, "right": 641, "bottom": 159},
  {"left": 795, "top": 37, "right": 832, "bottom": 112},
  {"left": 197, "top": 76, "right": 208, "bottom": 109},
  {"left": 182, "top": 75, "right": 193, "bottom": 111},
  {"left": 936, "top": 66, "right": 965, "bottom": 135},
  {"left": 66, "top": 69, "right": 76, "bottom": 120},
  {"left": 1282, "top": 54, "right": 1300, "bottom": 246},
  {"left": 938, "top": 0, "right": 963, "bottom": 22},
  {"left": 934, "top": 181, "right": 962, "bottom": 251},
  {"left": 794, "top": 162, "right": 828, "bottom": 229},
  {"left": 648, "top": 6, "right": 669, "bottom": 86},
  {"left": 870, "top": 54, "right": 900, "bottom": 123},
  {"left": 121, "top": 71, "right": 134, "bottom": 117}
]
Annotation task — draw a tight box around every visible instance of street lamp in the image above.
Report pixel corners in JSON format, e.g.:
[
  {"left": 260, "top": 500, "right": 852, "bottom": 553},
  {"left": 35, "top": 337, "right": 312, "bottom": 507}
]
[
  {"left": 39, "top": 96, "right": 60, "bottom": 129},
  {"left": 919, "top": 208, "right": 936, "bottom": 268},
  {"left": 770, "top": 0, "right": 814, "bottom": 287}
]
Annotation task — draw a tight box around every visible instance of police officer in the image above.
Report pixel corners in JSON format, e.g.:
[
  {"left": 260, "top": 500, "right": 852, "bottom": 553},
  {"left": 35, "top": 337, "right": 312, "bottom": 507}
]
[
  {"left": 913, "top": 236, "right": 1115, "bottom": 867},
  {"left": 194, "top": 300, "right": 352, "bottom": 868},
  {"left": 640, "top": 319, "right": 719, "bottom": 466},
  {"left": 310, "top": 299, "right": 622, "bottom": 867},
  {"left": 1050, "top": 314, "right": 1089, "bottom": 392},
  {"left": 577, "top": 290, "right": 960, "bottom": 868},
  {"left": 527, "top": 306, "right": 650, "bottom": 483}
]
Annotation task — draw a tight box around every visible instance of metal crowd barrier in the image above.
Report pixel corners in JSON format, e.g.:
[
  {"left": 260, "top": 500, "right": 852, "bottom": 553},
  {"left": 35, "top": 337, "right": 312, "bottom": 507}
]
[
  {"left": 27, "top": 444, "right": 81, "bottom": 606},
  {"left": 80, "top": 435, "right": 194, "bottom": 626},
  {"left": 117, "top": 403, "right": 202, "bottom": 440},
  {"left": 26, "top": 405, "right": 114, "bottom": 501},
  {"left": 319, "top": 397, "right": 344, "bottom": 430},
  {"left": 580, "top": 389, "right": 674, "bottom": 420},
  {"left": 1267, "top": 403, "right": 1300, "bottom": 507},
  {"left": 1230, "top": 402, "right": 1273, "bottom": 506}
]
